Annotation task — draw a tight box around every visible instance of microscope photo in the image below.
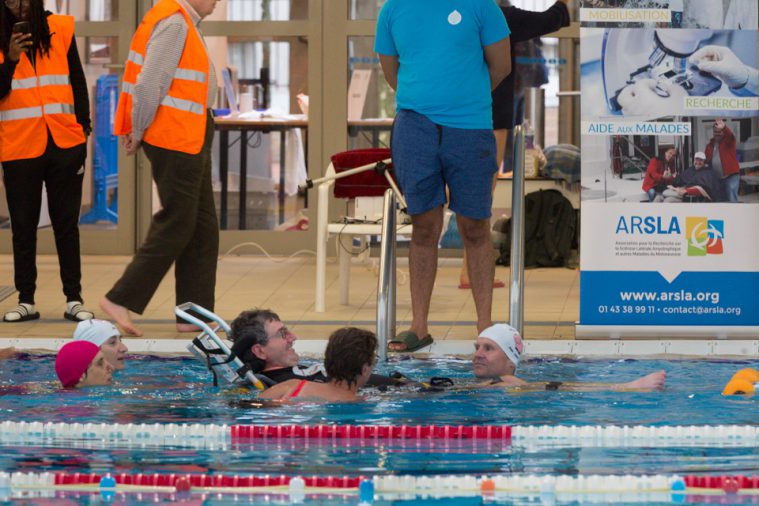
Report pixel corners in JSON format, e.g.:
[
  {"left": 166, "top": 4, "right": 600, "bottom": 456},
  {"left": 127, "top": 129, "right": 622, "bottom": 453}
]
[{"left": 581, "top": 28, "right": 759, "bottom": 119}]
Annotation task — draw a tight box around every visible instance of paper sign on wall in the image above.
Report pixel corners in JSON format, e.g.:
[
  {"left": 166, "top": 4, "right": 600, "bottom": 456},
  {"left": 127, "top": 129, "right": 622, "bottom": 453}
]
[{"left": 348, "top": 69, "right": 372, "bottom": 121}]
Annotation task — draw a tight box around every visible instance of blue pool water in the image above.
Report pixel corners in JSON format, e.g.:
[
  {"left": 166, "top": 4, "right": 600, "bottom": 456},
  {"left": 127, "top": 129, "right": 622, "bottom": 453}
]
[
  {"left": 1, "top": 354, "right": 756, "bottom": 426},
  {"left": 0, "top": 353, "right": 757, "bottom": 502}
]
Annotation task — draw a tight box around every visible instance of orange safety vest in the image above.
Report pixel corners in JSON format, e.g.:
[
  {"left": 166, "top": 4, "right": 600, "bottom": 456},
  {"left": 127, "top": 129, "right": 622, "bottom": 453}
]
[
  {"left": 114, "top": 0, "right": 209, "bottom": 155},
  {"left": 0, "top": 15, "right": 86, "bottom": 162}
]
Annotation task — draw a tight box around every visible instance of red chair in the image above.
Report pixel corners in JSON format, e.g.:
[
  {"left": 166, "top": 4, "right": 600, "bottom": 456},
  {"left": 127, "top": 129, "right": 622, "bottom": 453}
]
[{"left": 314, "top": 149, "right": 410, "bottom": 312}]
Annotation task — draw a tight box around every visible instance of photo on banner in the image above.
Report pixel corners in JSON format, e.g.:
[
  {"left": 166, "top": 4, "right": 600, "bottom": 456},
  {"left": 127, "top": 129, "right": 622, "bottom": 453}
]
[
  {"left": 581, "top": 28, "right": 758, "bottom": 119},
  {"left": 580, "top": 0, "right": 758, "bottom": 30},
  {"left": 581, "top": 116, "right": 759, "bottom": 204}
]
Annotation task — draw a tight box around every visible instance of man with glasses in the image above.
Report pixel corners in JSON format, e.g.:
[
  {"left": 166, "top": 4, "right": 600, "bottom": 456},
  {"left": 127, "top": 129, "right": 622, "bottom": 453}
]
[
  {"left": 228, "top": 309, "right": 321, "bottom": 385},
  {"left": 229, "top": 309, "right": 403, "bottom": 387}
]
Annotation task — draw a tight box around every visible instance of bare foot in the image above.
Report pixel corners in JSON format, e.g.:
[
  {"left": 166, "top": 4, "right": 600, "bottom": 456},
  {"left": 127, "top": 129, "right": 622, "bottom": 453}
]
[
  {"left": 99, "top": 297, "right": 143, "bottom": 337},
  {"left": 624, "top": 370, "right": 666, "bottom": 391},
  {"left": 176, "top": 323, "right": 203, "bottom": 333}
]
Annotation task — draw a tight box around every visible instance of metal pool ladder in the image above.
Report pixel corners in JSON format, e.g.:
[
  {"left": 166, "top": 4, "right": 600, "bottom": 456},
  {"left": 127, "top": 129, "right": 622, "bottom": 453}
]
[
  {"left": 374, "top": 127, "right": 527, "bottom": 360},
  {"left": 509, "top": 125, "right": 526, "bottom": 337},
  {"left": 376, "top": 189, "right": 399, "bottom": 363}
]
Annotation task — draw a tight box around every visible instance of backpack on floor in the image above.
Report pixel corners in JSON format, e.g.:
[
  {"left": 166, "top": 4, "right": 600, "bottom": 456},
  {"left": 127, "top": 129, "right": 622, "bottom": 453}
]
[{"left": 496, "top": 189, "right": 576, "bottom": 268}]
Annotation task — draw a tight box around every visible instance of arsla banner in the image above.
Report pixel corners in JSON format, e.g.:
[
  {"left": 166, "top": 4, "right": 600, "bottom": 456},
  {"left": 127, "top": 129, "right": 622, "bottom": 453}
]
[
  {"left": 580, "top": 203, "right": 759, "bottom": 327},
  {"left": 578, "top": 0, "right": 759, "bottom": 336}
]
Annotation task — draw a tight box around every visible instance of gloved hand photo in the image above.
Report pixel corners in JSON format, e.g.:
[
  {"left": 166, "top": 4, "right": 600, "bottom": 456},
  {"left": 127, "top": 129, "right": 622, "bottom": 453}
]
[
  {"left": 616, "top": 78, "right": 686, "bottom": 116},
  {"left": 689, "top": 45, "right": 752, "bottom": 89}
]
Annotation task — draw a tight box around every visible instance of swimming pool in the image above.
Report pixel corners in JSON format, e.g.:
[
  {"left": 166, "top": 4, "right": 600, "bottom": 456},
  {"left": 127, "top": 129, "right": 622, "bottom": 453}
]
[{"left": 0, "top": 354, "right": 757, "bottom": 503}]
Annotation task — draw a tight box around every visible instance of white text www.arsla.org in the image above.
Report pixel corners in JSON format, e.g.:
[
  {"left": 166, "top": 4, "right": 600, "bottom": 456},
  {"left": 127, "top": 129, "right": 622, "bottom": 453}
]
[{"left": 619, "top": 290, "right": 719, "bottom": 304}]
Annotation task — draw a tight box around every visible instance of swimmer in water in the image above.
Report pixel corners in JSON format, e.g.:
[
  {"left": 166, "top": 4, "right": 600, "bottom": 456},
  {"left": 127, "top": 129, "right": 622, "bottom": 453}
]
[
  {"left": 55, "top": 341, "right": 114, "bottom": 388},
  {"left": 259, "top": 327, "right": 377, "bottom": 402},
  {"left": 229, "top": 309, "right": 403, "bottom": 388},
  {"left": 72, "top": 319, "right": 129, "bottom": 371},
  {"left": 472, "top": 324, "right": 666, "bottom": 391}
]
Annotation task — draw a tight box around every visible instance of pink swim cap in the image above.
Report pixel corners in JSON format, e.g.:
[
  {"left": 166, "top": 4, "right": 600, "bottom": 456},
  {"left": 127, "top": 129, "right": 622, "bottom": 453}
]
[{"left": 55, "top": 341, "right": 99, "bottom": 388}]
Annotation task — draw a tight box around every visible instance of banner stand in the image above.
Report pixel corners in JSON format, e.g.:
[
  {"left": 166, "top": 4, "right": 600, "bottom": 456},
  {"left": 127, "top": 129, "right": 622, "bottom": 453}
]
[
  {"left": 576, "top": 325, "right": 759, "bottom": 340},
  {"left": 578, "top": 0, "right": 759, "bottom": 339}
]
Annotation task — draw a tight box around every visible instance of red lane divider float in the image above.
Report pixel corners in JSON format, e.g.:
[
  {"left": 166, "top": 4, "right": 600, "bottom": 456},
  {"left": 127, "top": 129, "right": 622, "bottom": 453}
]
[
  {"left": 683, "top": 475, "right": 759, "bottom": 492},
  {"left": 53, "top": 473, "right": 362, "bottom": 489},
  {"left": 230, "top": 424, "right": 512, "bottom": 440}
]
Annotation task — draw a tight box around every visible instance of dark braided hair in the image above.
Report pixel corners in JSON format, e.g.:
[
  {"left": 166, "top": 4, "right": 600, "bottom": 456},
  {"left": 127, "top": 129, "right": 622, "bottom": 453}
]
[{"left": 1, "top": 0, "right": 52, "bottom": 59}]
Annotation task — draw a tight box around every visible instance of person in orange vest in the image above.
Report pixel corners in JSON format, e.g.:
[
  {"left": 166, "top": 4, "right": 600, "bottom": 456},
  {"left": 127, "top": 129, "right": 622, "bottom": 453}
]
[
  {"left": 99, "top": 0, "right": 220, "bottom": 337},
  {"left": 0, "top": 0, "right": 93, "bottom": 323}
]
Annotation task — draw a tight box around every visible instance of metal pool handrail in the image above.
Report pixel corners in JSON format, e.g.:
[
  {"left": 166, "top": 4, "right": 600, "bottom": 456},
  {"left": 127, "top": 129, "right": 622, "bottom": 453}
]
[
  {"left": 509, "top": 124, "right": 526, "bottom": 336},
  {"left": 174, "top": 302, "right": 266, "bottom": 391},
  {"left": 376, "top": 188, "right": 398, "bottom": 362}
]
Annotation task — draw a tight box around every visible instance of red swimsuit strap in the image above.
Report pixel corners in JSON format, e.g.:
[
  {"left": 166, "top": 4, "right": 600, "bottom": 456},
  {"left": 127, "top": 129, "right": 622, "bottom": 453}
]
[{"left": 289, "top": 380, "right": 308, "bottom": 398}]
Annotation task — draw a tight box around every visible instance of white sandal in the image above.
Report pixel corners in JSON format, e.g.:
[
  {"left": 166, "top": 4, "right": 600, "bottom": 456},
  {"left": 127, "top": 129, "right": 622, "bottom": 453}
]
[
  {"left": 64, "top": 301, "right": 94, "bottom": 322},
  {"left": 3, "top": 303, "right": 40, "bottom": 322}
]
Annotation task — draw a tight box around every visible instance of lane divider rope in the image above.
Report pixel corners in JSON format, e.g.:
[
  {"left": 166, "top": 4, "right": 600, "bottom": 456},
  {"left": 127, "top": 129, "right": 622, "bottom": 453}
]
[
  {"left": 1, "top": 422, "right": 759, "bottom": 448},
  {"left": 2, "top": 472, "right": 759, "bottom": 498}
]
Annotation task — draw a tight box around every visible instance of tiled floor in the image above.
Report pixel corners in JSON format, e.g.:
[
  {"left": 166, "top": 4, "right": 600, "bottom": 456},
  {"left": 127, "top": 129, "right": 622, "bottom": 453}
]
[{"left": 0, "top": 253, "right": 579, "bottom": 341}]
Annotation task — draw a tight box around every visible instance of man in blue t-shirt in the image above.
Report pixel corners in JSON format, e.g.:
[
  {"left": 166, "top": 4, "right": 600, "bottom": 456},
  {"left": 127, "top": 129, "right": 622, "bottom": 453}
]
[{"left": 375, "top": 0, "right": 511, "bottom": 352}]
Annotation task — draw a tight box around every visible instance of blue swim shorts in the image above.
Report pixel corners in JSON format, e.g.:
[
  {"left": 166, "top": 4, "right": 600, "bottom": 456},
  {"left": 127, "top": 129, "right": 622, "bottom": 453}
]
[{"left": 390, "top": 109, "right": 497, "bottom": 220}]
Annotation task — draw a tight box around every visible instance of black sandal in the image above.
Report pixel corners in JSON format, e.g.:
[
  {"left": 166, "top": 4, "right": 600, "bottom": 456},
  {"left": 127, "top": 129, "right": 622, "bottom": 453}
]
[
  {"left": 3, "top": 303, "right": 40, "bottom": 322},
  {"left": 387, "top": 331, "right": 434, "bottom": 353},
  {"left": 64, "top": 302, "right": 95, "bottom": 322}
]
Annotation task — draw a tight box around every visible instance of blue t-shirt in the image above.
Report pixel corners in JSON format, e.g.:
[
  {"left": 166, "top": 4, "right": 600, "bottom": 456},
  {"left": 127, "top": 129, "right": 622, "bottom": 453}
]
[{"left": 374, "top": 0, "right": 510, "bottom": 130}]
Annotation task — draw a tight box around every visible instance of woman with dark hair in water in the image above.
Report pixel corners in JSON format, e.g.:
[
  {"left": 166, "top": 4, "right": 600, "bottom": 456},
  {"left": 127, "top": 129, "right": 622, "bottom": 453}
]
[{"left": 259, "top": 327, "right": 377, "bottom": 402}]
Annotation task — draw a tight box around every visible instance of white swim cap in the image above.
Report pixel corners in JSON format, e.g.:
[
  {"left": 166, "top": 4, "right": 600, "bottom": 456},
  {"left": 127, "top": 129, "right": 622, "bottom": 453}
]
[
  {"left": 72, "top": 319, "right": 120, "bottom": 347},
  {"left": 478, "top": 324, "right": 523, "bottom": 367}
]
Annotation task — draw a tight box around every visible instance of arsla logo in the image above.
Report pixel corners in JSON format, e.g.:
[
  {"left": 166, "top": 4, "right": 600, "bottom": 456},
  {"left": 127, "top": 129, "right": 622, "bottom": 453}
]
[
  {"left": 615, "top": 215, "right": 680, "bottom": 234},
  {"left": 686, "top": 217, "right": 723, "bottom": 256}
]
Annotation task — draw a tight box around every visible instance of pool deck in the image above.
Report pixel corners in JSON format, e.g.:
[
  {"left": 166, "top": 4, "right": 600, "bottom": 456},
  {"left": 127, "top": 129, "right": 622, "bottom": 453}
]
[
  {"left": 0, "top": 253, "right": 577, "bottom": 342},
  {"left": 2, "top": 253, "right": 757, "bottom": 357}
]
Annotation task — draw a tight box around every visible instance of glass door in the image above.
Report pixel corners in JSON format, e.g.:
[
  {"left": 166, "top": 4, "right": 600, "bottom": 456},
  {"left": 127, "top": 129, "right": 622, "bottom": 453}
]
[
  {"left": 0, "top": 0, "right": 580, "bottom": 257},
  {"left": 136, "top": 0, "right": 323, "bottom": 255},
  {"left": 0, "top": 1, "right": 140, "bottom": 255},
  {"left": 324, "top": 1, "right": 386, "bottom": 160}
]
